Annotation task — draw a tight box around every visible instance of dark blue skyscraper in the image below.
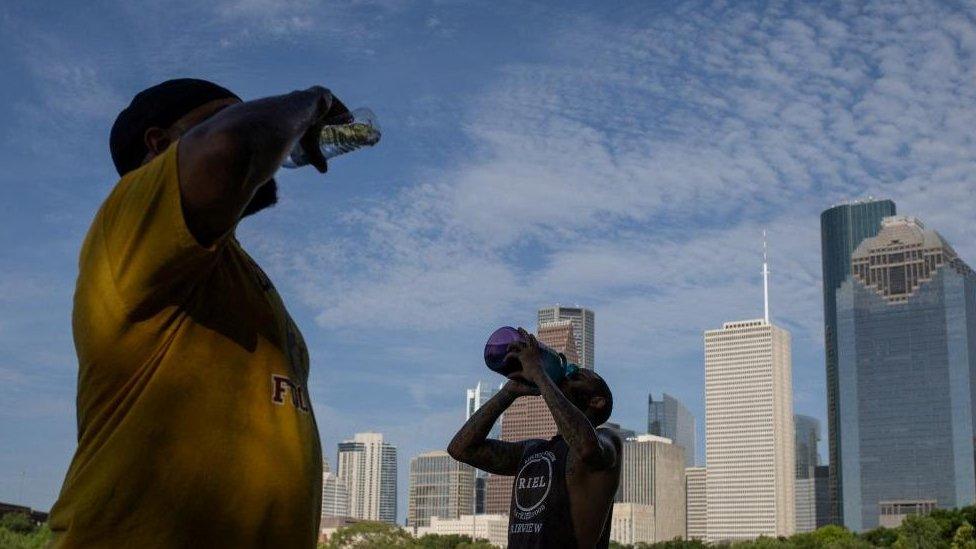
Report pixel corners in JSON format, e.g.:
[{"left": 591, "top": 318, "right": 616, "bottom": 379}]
[
  {"left": 836, "top": 216, "right": 976, "bottom": 531},
  {"left": 648, "top": 393, "right": 695, "bottom": 467},
  {"left": 820, "top": 198, "right": 896, "bottom": 525}
]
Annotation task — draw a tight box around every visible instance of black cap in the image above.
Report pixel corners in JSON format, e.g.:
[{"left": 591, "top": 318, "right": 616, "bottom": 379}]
[{"left": 109, "top": 78, "right": 241, "bottom": 176}]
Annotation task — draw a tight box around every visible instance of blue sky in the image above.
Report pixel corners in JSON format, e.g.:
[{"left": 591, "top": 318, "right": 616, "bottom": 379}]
[{"left": 3, "top": 0, "right": 976, "bottom": 523}]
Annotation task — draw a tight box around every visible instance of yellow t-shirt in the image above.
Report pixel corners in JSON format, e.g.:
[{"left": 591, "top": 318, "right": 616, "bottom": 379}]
[{"left": 49, "top": 143, "right": 322, "bottom": 548}]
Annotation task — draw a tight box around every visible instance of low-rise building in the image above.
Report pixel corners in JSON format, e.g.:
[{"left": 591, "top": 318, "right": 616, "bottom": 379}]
[{"left": 413, "top": 514, "right": 508, "bottom": 548}]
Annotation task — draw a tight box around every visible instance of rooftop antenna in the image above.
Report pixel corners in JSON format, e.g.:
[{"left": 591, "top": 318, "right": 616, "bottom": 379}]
[{"left": 763, "top": 229, "right": 770, "bottom": 324}]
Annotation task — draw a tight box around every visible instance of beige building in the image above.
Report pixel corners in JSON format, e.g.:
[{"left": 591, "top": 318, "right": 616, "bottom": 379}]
[
  {"left": 685, "top": 467, "right": 707, "bottom": 540},
  {"left": 537, "top": 305, "right": 595, "bottom": 369},
  {"left": 485, "top": 321, "right": 580, "bottom": 514},
  {"left": 616, "top": 434, "right": 686, "bottom": 542},
  {"left": 610, "top": 503, "right": 656, "bottom": 545},
  {"left": 705, "top": 318, "right": 796, "bottom": 541},
  {"left": 406, "top": 450, "right": 475, "bottom": 528},
  {"left": 414, "top": 514, "right": 508, "bottom": 547}
]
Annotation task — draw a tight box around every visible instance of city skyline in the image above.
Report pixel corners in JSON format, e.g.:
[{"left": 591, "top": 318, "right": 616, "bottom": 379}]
[{"left": 6, "top": 1, "right": 976, "bottom": 528}]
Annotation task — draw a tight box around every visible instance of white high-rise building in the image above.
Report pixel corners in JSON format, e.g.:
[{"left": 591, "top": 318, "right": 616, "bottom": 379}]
[
  {"left": 337, "top": 432, "right": 398, "bottom": 524},
  {"left": 703, "top": 238, "right": 796, "bottom": 541},
  {"left": 686, "top": 467, "right": 707, "bottom": 541},
  {"left": 466, "top": 380, "right": 501, "bottom": 437},
  {"left": 465, "top": 380, "right": 500, "bottom": 515},
  {"left": 321, "top": 457, "right": 350, "bottom": 519},
  {"left": 537, "top": 305, "right": 595, "bottom": 369}
]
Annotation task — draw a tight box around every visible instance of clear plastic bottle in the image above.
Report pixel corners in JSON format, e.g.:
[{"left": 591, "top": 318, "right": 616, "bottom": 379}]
[{"left": 282, "top": 107, "right": 381, "bottom": 168}]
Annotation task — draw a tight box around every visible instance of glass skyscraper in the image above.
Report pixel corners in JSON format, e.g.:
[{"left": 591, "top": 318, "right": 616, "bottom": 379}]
[
  {"left": 794, "top": 414, "right": 820, "bottom": 480},
  {"left": 835, "top": 216, "right": 976, "bottom": 531},
  {"left": 648, "top": 393, "right": 696, "bottom": 467},
  {"left": 820, "top": 198, "right": 896, "bottom": 525}
]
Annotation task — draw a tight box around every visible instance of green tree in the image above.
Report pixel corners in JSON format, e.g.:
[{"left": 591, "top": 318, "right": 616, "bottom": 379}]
[
  {"left": 893, "top": 515, "right": 947, "bottom": 549},
  {"left": 0, "top": 524, "right": 52, "bottom": 549},
  {"left": 861, "top": 526, "right": 900, "bottom": 547},
  {"left": 0, "top": 513, "right": 34, "bottom": 534},
  {"left": 414, "top": 533, "right": 494, "bottom": 548},
  {"left": 324, "top": 521, "right": 415, "bottom": 548},
  {"left": 811, "top": 524, "right": 858, "bottom": 547},
  {"left": 952, "top": 522, "right": 976, "bottom": 549}
]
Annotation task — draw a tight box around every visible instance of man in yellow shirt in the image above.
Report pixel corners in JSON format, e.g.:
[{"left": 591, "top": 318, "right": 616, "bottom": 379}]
[{"left": 48, "top": 79, "right": 348, "bottom": 547}]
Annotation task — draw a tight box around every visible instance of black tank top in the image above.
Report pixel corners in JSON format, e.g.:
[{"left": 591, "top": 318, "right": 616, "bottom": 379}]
[{"left": 508, "top": 436, "right": 612, "bottom": 549}]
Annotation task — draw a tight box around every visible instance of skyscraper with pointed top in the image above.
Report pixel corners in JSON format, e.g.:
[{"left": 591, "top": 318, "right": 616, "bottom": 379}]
[{"left": 704, "top": 232, "right": 796, "bottom": 541}]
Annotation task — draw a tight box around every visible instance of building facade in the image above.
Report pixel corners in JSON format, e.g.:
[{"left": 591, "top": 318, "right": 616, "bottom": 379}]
[
  {"left": 705, "top": 319, "right": 796, "bottom": 540},
  {"left": 537, "top": 305, "right": 595, "bottom": 369},
  {"left": 407, "top": 451, "right": 475, "bottom": 528},
  {"left": 615, "top": 434, "right": 686, "bottom": 542},
  {"left": 836, "top": 216, "right": 976, "bottom": 531},
  {"left": 322, "top": 457, "right": 350, "bottom": 519},
  {"left": 795, "top": 415, "right": 820, "bottom": 480},
  {"left": 485, "top": 321, "right": 581, "bottom": 514},
  {"left": 337, "top": 432, "right": 398, "bottom": 524},
  {"left": 648, "top": 393, "right": 697, "bottom": 467},
  {"left": 414, "top": 514, "right": 509, "bottom": 547},
  {"left": 686, "top": 467, "right": 707, "bottom": 541},
  {"left": 821, "top": 199, "right": 896, "bottom": 524},
  {"left": 796, "top": 478, "right": 816, "bottom": 533},
  {"left": 815, "top": 465, "right": 831, "bottom": 529},
  {"left": 610, "top": 503, "right": 656, "bottom": 545},
  {"left": 466, "top": 380, "right": 500, "bottom": 514}
]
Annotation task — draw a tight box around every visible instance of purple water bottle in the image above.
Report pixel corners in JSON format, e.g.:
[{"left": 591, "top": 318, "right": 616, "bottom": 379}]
[{"left": 484, "top": 326, "right": 579, "bottom": 386}]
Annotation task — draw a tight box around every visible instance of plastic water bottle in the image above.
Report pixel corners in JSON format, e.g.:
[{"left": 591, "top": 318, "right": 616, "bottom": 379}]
[
  {"left": 484, "top": 326, "right": 580, "bottom": 386},
  {"left": 282, "top": 107, "right": 381, "bottom": 168}
]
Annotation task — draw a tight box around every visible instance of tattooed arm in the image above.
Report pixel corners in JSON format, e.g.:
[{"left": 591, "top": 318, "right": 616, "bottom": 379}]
[
  {"left": 447, "top": 380, "right": 537, "bottom": 475},
  {"left": 513, "top": 328, "right": 618, "bottom": 471}
]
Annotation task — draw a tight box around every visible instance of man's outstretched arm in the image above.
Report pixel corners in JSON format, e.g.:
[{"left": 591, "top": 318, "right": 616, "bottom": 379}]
[
  {"left": 447, "top": 381, "right": 534, "bottom": 476},
  {"left": 514, "top": 330, "right": 618, "bottom": 471},
  {"left": 177, "top": 87, "right": 347, "bottom": 245}
]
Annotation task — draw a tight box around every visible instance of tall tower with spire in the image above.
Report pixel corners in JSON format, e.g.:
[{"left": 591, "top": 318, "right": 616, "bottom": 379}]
[{"left": 703, "top": 232, "right": 796, "bottom": 541}]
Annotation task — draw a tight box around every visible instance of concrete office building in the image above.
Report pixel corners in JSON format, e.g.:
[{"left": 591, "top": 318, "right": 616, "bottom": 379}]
[
  {"left": 615, "top": 434, "right": 686, "bottom": 542},
  {"left": 821, "top": 199, "right": 896, "bottom": 524},
  {"left": 407, "top": 451, "right": 475, "bottom": 528},
  {"left": 648, "top": 393, "right": 697, "bottom": 467},
  {"left": 610, "top": 503, "right": 656, "bottom": 545},
  {"left": 337, "top": 432, "right": 398, "bottom": 524},
  {"left": 836, "top": 216, "right": 976, "bottom": 530},
  {"left": 704, "top": 244, "right": 796, "bottom": 540},
  {"left": 414, "top": 514, "right": 508, "bottom": 547},
  {"left": 686, "top": 467, "right": 707, "bottom": 541},
  {"left": 538, "top": 305, "right": 595, "bottom": 369}
]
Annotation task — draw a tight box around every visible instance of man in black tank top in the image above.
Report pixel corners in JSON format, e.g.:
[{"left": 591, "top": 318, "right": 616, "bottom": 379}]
[{"left": 449, "top": 328, "right": 622, "bottom": 549}]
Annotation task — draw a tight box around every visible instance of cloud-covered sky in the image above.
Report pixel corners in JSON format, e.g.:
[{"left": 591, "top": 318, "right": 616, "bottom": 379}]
[{"left": 3, "top": 0, "right": 976, "bottom": 522}]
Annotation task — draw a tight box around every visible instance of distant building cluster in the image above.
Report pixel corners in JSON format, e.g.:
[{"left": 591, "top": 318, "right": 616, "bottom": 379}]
[{"left": 322, "top": 203, "right": 976, "bottom": 544}]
